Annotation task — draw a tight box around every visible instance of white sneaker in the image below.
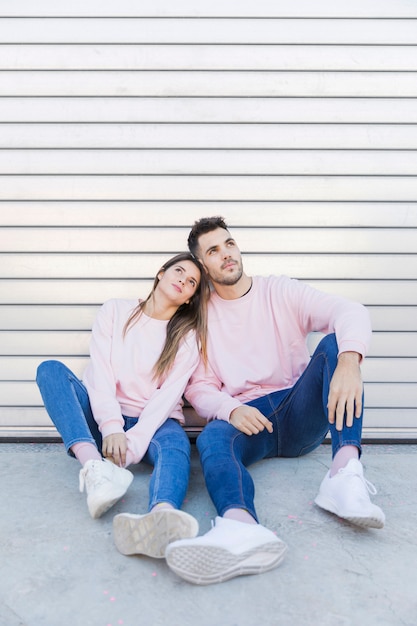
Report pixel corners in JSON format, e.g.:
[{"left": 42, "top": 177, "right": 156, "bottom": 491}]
[
  {"left": 165, "top": 516, "right": 287, "bottom": 585},
  {"left": 314, "top": 458, "right": 385, "bottom": 529},
  {"left": 79, "top": 459, "right": 133, "bottom": 519},
  {"left": 113, "top": 509, "right": 199, "bottom": 558}
]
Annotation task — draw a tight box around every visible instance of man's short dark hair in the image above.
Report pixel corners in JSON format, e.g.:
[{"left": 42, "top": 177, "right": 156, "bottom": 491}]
[{"left": 188, "top": 216, "right": 229, "bottom": 258}]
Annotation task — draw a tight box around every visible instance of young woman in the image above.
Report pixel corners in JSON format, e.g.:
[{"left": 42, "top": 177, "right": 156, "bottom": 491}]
[{"left": 36, "top": 252, "right": 208, "bottom": 559}]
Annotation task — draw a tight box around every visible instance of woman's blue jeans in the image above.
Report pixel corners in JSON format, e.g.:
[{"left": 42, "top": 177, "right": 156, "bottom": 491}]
[
  {"left": 196, "top": 334, "right": 363, "bottom": 521},
  {"left": 36, "top": 360, "right": 191, "bottom": 511}
]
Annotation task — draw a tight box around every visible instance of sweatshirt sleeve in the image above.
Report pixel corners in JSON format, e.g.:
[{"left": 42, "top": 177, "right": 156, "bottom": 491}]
[
  {"left": 124, "top": 333, "right": 200, "bottom": 464},
  {"left": 83, "top": 300, "right": 125, "bottom": 437},
  {"left": 185, "top": 358, "right": 242, "bottom": 423},
  {"left": 286, "top": 278, "right": 372, "bottom": 360}
]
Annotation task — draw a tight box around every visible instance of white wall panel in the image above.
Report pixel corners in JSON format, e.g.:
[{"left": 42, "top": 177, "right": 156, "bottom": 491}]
[
  {"left": 1, "top": 97, "right": 417, "bottom": 123},
  {"left": 3, "top": 71, "right": 417, "bottom": 97},
  {"left": 2, "top": 227, "right": 416, "bottom": 252},
  {"left": 2, "top": 124, "right": 417, "bottom": 150},
  {"left": 1, "top": 175, "right": 417, "bottom": 201},
  {"left": 1, "top": 203, "right": 416, "bottom": 227},
  {"left": 1, "top": 18, "right": 417, "bottom": 45},
  {"left": 2, "top": 45, "right": 417, "bottom": 72},
  {"left": 0, "top": 1, "right": 416, "bottom": 440},
  {"left": 1, "top": 0, "right": 417, "bottom": 18},
  {"left": 2, "top": 150, "right": 417, "bottom": 175}
]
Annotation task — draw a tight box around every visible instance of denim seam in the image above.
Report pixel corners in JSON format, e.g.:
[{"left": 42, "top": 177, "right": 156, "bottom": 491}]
[
  {"left": 148, "top": 438, "right": 162, "bottom": 510},
  {"left": 225, "top": 430, "right": 258, "bottom": 521}
]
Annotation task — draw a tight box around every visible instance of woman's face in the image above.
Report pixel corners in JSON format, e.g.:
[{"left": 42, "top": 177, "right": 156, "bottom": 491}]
[{"left": 157, "top": 260, "right": 201, "bottom": 305}]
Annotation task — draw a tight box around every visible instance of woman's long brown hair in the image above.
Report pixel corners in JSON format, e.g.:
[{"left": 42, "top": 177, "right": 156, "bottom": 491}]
[{"left": 123, "top": 252, "right": 209, "bottom": 380}]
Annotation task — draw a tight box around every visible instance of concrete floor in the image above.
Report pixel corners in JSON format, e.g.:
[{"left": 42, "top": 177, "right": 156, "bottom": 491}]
[{"left": 0, "top": 442, "right": 416, "bottom": 626}]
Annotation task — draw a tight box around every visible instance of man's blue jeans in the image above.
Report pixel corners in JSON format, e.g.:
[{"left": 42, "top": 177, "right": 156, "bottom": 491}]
[
  {"left": 36, "top": 360, "right": 191, "bottom": 511},
  {"left": 196, "top": 334, "right": 363, "bottom": 521}
]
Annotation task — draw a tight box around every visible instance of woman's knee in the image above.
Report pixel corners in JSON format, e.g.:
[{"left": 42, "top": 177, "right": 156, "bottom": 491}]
[
  {"left": 36, "top": 359, "right": 66, "bottom": 385},
  {"left": 155, "top": 419, "right": 191, "bottom": 455}
]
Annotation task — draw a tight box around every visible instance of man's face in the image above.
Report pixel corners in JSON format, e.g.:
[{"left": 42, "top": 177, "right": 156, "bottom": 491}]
[{"left": 197, "top": 228, "right": 243, "bottom": 286}]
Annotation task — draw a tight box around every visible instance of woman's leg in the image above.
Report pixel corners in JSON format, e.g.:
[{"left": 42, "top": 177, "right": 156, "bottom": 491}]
[
  {"left": 36, "top": 359, "right": 102, "bottom": 454},
  {"left": 143, "top": 418, "right": 191, "bottom": 511},
  {"left": 112, "top": 419, "right": 198, "bottom": 558},
  {"left": 36, "top": 360, "right": 133, "bottom": 518}
]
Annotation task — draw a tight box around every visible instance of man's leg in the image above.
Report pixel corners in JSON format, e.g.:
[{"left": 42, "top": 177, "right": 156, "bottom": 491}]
[
  {"left": 271, "top": 333, "right": 384, "bottom": 529},
  {"left": 165, "top": 418, "right": 287, "bottom": 585},
  {"left": 196, "top": 419, "right": 276, "bottom": 521}
]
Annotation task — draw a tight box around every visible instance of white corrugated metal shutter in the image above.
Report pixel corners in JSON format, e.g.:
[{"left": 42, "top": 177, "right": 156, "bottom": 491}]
[{"left": 0, "top": 0, "right": 416, "bottom": 440}]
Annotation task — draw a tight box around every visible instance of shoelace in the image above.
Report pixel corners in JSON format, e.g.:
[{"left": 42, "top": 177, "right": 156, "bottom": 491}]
[
  {"left": 339, "top": 466, "right": 378, "bottom": 495},
  {"left": 79, "top": 461, "right": 104, "bottom": 493}
]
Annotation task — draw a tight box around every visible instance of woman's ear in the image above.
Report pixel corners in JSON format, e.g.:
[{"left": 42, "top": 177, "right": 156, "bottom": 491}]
[{"left": 157, "top": 270, "right": 164, "bottom": 281}]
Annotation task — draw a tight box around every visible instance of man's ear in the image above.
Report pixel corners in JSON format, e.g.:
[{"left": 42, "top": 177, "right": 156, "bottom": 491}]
[{"left": 197, "top": 256, "right": 208, "bottom": 273}]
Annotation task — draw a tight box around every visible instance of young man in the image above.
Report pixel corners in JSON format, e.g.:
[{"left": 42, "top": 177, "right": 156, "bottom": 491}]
[{"left": 165, "top": 216, "right": 385, "bottom": 586}]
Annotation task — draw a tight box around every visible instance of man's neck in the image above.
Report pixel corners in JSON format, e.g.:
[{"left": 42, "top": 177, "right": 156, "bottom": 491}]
[{"left": 213, "top": 274, "right": 253, "bottom": 300}]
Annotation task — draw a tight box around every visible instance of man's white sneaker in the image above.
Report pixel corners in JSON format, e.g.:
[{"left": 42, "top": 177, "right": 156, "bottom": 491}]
[
  {"left": 314, "top": 458, "right": 385, "bottom": 529},
  {"left": 79, "top": 459, "right": 133, "bottom": 519},
  {"left": 113, "top": 509, "right": 199, "bottom": 558},
  {"left": 165, "top": 516, "right": 287, "bottom": 585}
]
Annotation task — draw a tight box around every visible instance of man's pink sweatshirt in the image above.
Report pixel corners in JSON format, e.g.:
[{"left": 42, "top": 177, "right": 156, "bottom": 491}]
[{"left": 185, "top": 275, "right": 372, "bottom": 423}]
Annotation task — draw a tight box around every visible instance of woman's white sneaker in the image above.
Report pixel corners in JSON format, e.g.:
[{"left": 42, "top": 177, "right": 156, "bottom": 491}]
[
  {"left": 314, "top": 458, "right": 385, "bottom": 529},
  {"left": 113, "top": 509, "right": 199, "bottom": 558},
  {"left": 79, "top": 459, "right": 133, "bottom": 519},
  {"left": 165, "top": 516, "right": 287, "bottom": 585}
]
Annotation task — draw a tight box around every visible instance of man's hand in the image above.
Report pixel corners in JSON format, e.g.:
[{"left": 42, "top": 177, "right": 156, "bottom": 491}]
[
  {"left": 230, "top": 405, "right": 273, "bottom": 436},
  {"left": 328, "top": 351, "right": 363, "bottom": 431},
  {"left": 102, "top": 433, "right": 128, "bottom": 467}
]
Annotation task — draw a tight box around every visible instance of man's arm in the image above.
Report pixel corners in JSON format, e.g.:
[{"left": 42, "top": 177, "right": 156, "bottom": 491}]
[
  {"left": 229, "top": 405, "right": 273, "bottom": 435},
  {"left": 327, "top": 351, "right": 363, "bottom": 431}
]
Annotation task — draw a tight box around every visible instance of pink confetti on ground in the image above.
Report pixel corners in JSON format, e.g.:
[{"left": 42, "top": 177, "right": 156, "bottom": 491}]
[
  {"left": 110, "top": 597, "right": 116, "bottom": 602},
  {"left": 63, "top": 546, "right": 69, "bottom": 551},
  {"left": 103, "top": 591, "right": 109, "bottom": 595},
  {"left": 304, "top": 555, "right": 309, "bottom": 560},
  {"left": 118, "top": 620, "right": 124, "bottom": 625},
  {"left": 152, "top": 572, "right": 157, "bottom": 577}
]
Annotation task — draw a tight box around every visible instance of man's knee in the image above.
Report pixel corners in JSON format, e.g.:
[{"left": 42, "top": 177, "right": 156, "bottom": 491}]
[
  {"left": 196, "top": 420, "right": 232, "bottom": 454},
  {"left": 316, "top": 333, "right": 338, "bottom": 359}
]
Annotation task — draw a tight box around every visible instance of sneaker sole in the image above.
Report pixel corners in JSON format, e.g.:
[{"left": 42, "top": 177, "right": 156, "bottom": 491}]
[
  {"left": 314, "top": 495, "right": 385, "bottom": 529},
  {"left": 113, "top": 510, "right": 199, "bottom": 558},
  {"left": 88, "top": 471, "right": 134, "bottom": 519},
  {"left": 165, "top": 541, "right": 287, "bottom": 585}
]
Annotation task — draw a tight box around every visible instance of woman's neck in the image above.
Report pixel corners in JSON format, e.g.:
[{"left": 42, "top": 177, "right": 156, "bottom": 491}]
[{"left": 143, "top": 294, "right": 177, "bottom": 320}]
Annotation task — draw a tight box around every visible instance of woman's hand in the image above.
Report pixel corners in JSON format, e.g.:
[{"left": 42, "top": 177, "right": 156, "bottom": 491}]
[{"left": 102, "top": 433, "right": 128, "bottom": 467}]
